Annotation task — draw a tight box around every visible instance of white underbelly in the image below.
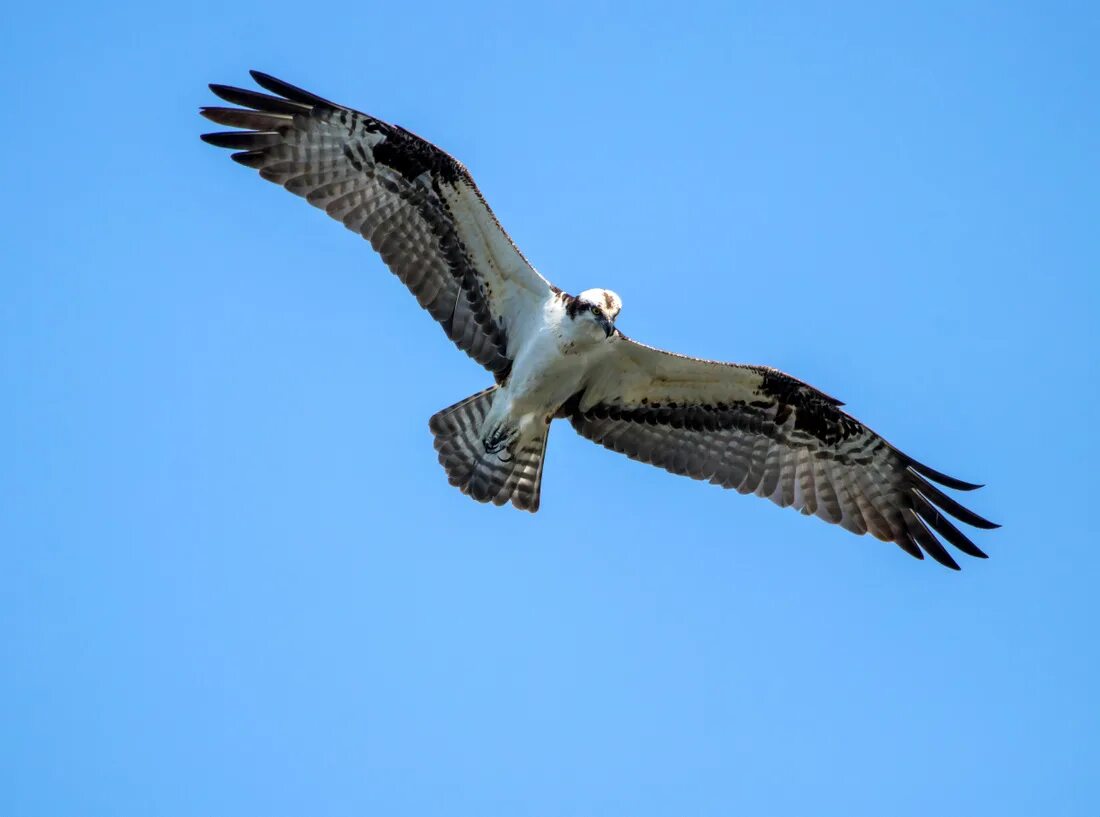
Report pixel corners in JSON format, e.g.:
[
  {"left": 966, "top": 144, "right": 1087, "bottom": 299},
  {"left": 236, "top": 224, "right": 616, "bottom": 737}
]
[{"left": 501, "top": 334, "right": 592, "bottom": 419}]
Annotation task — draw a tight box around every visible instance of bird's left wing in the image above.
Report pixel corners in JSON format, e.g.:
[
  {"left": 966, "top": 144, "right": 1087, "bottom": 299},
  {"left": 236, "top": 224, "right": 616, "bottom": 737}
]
[
  {"left": 570, "top": 337, "right": 998, "bottom": 569},
  {"left": 201, "top": 72, "right": 554, "bottom": 381}
]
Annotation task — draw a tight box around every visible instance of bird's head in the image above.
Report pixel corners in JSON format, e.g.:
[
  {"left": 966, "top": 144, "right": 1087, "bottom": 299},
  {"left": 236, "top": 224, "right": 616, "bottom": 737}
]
[{"left": 569, "top": 288, "right": 622, "bottom": 338}]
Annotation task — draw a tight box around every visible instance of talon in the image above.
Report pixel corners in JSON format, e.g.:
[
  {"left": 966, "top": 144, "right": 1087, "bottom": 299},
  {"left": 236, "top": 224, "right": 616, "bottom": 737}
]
[{"left": 483, "top": 425, "right": 517, "bottom": 459}]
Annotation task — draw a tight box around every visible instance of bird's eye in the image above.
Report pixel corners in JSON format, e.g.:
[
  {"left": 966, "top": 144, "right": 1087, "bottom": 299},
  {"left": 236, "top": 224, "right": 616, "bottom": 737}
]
[{"left": 592, "top": 307, "right": 603, "bottom": 318}]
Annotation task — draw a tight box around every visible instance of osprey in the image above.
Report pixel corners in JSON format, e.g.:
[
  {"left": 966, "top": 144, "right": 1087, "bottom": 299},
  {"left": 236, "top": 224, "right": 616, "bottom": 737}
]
[{"left": 201, "top": 72, "right": 998, "bottom": 570}]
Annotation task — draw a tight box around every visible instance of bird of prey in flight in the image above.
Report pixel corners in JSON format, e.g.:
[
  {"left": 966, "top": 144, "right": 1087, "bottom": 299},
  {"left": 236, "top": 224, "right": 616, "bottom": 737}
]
[{"left": 201, "top": 72, "right": 997, "bottom": 569}]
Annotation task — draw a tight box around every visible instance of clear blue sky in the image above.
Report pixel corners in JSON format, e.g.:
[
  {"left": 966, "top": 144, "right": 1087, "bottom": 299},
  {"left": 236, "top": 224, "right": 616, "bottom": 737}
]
[{"left": 3, "top": 2, "right": 1098, "bottom": 815}]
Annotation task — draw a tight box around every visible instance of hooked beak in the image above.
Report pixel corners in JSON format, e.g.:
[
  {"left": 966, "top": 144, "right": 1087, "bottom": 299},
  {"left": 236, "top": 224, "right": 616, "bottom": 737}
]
[{"left": 598, "top": 314, "right": 614, "bottom": 338}]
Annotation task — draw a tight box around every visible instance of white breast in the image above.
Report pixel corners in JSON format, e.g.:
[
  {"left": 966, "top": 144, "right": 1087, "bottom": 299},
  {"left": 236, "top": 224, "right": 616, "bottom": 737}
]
[{"left": 493, "top": 295, "right": 611, "bottom": 426}]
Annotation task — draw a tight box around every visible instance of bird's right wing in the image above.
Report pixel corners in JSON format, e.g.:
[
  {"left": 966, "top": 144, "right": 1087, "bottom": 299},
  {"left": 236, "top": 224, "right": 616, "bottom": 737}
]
[
  {"left": 570, "top": 337, "right": 997, "bottom": 569},
  {"left": 201, "top": 71, "right": 555, "bottom": 381}
]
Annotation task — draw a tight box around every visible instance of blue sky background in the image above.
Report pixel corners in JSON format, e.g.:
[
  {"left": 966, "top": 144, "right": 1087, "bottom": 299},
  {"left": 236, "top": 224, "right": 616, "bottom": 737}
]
[{"left": 3, "top": 2, "right": 1098, "bottom": 815}]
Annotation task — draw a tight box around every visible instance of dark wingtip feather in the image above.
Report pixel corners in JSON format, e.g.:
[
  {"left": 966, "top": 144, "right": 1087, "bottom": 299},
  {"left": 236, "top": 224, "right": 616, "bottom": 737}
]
[
  {"left": 912, "top": 477, "right": 999, "bottom": 530},
  {"left": 249, "top": 70, "right": 334, "bottom": 107},
  {"left": 906, "top": 511, "right": 963, "bottom": 570},
  {"left": 208, "top": 83, "right": 255, "bottom": 105},
  {"left": 200, "top": 106, "right": 293, "bottom": 130},
  {"left": 201, "top": 131, "right": 261, "bottom": 149},
  {"left": 904, "top": 456, "right": 983, "bottom": 491},
  {"left": 229, "top": 150, "right": 267, "bottom": 168},
  {"left": 201, "top": 131, "right": 281, "bottom": 150},
  {"left": 208, "top": 83, "right": 310, "bottom": 116},
  {"left": 913, "top": 494, "right": 989, "bottom": 559},
  {"left": 895, "top": 536, "right": 925, "bottom": 561}
]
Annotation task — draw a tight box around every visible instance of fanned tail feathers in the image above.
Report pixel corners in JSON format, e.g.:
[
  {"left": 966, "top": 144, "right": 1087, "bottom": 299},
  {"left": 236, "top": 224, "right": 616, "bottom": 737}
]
[{"left": 429, "top": 388, "right": 548, "bottom": 513}]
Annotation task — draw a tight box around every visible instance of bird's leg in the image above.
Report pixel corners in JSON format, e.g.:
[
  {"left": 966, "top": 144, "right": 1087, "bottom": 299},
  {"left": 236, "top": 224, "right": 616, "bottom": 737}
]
[{"left": 483, "top": 423, "right": 519, "bottom": 462}]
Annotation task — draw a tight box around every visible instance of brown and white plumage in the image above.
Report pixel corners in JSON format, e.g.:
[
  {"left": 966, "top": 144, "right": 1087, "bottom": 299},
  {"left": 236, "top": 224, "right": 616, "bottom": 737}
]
[
  {"left": 569, "top": 340, "right": 996, "bottom": 569},
  {"left": 201, "top": 72, "right": 997, "bottom": 569},
  {"left": 201, "top": 71, "right": 552, "bottom": 382}
]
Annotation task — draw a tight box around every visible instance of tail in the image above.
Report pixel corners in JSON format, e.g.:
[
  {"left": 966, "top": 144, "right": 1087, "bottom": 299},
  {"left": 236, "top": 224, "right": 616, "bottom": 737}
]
[{"left": 428, "top": 387, "right": 549, "bottom": 513}]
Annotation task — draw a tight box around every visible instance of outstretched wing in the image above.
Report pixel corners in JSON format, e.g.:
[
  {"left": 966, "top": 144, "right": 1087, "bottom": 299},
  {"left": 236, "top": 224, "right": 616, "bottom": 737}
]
[
  {"left": 201, "top": 71, "right": 554, "bottom": 380},
  {"left": 571, "top": 337, "right": 998, "bottom": 569}
]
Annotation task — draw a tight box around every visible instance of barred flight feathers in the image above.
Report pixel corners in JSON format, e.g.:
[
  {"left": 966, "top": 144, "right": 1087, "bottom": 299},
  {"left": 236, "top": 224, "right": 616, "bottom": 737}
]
[
  {"left": 201, "top": 71, "right": 554, "bottom": 382},
  {"left": 572, "top": 337, "right": 997, "bottom": 569}
]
